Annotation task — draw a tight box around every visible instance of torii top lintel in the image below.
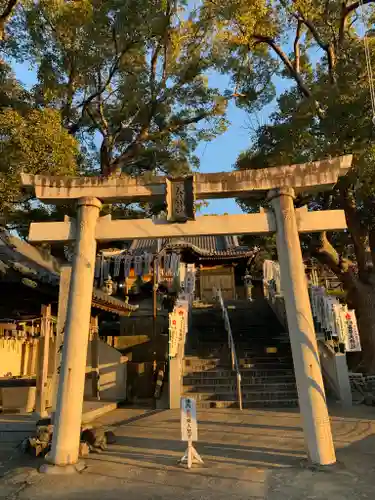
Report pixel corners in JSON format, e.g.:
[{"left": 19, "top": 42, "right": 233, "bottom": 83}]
[{"left": 21, "top": 155, "right": 352, "bottom": 204}]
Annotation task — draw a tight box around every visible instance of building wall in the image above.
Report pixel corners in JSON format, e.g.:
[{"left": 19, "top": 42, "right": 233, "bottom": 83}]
[
  {"left": 199, "top": 265, "right": 235, "bottom": 301},
  {"left": 0, "top": 338, "right": 52, "bottom": 377},
  {"left": 85, "top": 339, "right": 127, "bottom": 402},
  {"left": 0, "top": 337, "right": 127, "bottom": 408}
]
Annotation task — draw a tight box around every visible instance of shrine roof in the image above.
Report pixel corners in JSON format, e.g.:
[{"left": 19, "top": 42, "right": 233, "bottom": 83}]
[
  {"left": 92, "top": 289, "right": 138, "bottom": 315},
  {"left": 0, "top": 230, "right": 60, "bottom": 286},
  {"left": 128, "top": 235, "right": 253, "bottom": 259},
  {"left": 0, "top": 230, "right": 138, "bottom": 316}
]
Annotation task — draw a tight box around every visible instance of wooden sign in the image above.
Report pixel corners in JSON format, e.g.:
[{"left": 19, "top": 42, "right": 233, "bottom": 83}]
[
  {"left": 181, "top": 397, "right": 198, "bottom": 442},
  {"left": 179, "top": 397, "right": 203, "bottom": 469},
  {"left": 166, "top": 176, "right": 195, "bottom": 222}
]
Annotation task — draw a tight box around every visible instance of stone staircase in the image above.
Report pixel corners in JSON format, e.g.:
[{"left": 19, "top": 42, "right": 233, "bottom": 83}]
[{"left": 183, "top": 299, "right": 298, "bottom": 409}]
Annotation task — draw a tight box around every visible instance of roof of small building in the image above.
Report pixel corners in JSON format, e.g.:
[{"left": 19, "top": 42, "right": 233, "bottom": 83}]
[
  {"left": 128, "top": 235, "right": 253, "bottom": 259},
  {"left": 0, "top": 230, "right": 60, "bottom": 286},
  {"left": 0, "top": 230, "right": 138, "bottom": 316}
]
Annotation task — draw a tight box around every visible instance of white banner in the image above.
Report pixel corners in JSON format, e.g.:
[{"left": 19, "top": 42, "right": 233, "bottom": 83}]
[
  {"left": 181, "top": 397, "right": 198, "bottom": 442},
  {"left": 263, "top": 260, "right": 361, "bottom": 353},
  {"left": 345, "top": 310, "right": 361, "bottom": 352},
  {"left": 169, "top": 312, "right": 178, "bottom": 358}
]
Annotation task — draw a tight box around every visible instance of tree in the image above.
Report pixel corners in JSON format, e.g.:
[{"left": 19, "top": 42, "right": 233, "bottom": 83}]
[
  {"left": 208, "top": 0, "right": 375, "bottom": 371},
  {"left": 6, "top": 0, "right": 228, "bottom": 177},
  {"left": 0, "top": 1, "right": 233, "bottom": 232}
]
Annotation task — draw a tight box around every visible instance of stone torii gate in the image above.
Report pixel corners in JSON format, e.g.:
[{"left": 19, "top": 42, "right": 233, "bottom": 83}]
[{"left": 22, "top": 155, "right": 352, "bottom": 470}]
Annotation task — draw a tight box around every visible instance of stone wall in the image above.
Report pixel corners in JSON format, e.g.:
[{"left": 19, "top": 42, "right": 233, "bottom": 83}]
[{"left": 85, "top": 339, "right": 128, "bottom": 402}]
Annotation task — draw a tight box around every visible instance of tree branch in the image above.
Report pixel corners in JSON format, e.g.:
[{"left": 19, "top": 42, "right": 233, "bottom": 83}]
[
  {"left": 345, "top": 0, "right": 375, "bottom": 16},
  {"left": 110, "top": 111, "right": 210, "bottom": 174},
  {"left": 311, "top": 231, "right": 357, "bottom": 291},
  {"left": 294, "top": 20, "right": 302, "bottom": 73},
  {"left": 0, "top": 0, "right": 17, "bottom": 20},
  {"left": 294, "top": 9, "right": 336, "bottom": 83},
  {"left": 340, "top": 0, "right": 375, "bottom": 45},
  {"left": 253, "top": 34, "right": 325, "bottom": 119},
  {"left": 68, "top": 39, "right": 137, "bottom": 134},
  {"left": 253, "top": 35, "right": 311, "bottom": 98},
  {"left": 0, "top": 0, "right": 18, "bottom": 40}
]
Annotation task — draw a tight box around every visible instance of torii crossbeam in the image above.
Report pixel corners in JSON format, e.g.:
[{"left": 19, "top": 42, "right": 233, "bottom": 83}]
[{"left": 22, "top": 154, "right": 352, "bottom": 472}]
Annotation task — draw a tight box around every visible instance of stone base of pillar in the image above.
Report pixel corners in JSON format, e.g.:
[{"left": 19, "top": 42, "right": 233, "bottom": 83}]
[
  {"left": 300, "top": 458, "right": 343, "bottom": 472},
  {"left": 39, "top": 461, "right": 86, "bottom": 475}
]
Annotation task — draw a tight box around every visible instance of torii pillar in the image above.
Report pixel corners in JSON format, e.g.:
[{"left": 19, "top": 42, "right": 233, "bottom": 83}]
[
  {"left": 269, "top": 188, "right": 335, "bottom": 465},
  {"left": 21, "top": 155, "right": 352, "bottom": 469},
  {"left": 50, "top": 197, "right": 101, "bottom": 466}
]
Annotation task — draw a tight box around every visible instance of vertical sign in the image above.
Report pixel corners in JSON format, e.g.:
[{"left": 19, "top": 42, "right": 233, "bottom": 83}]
[
  {"left": 345, "top": 310, "right": 361, "bottom": 352},
  {"left": 166, "top": 176, "right": 195, "bottom": 222},
  {"left": 169, "top": 312, "right": 180, "bottom": 358},
  {"left": 175, "top": 304, "right": 188, "bottom": 346},
  {"left": 179, "top": 397, "right": 203, "bottom": 469},
  {"left": 181, "top": 397, "right": 198, "bottom": 442}
]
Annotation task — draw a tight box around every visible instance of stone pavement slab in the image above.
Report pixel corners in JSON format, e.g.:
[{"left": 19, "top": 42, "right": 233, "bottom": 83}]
[{"left": 1, "top": 407, "right": 375, "bottom": 499}]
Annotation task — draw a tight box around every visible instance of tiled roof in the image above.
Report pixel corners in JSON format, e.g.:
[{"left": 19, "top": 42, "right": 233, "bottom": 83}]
[
  {"left": 0, "top": 230, "right": 60, "bottom": 285},
  {"left": 128, "top": 235, "right": 253, "bottom": 259},
  {"left": 0, "top": 230, "right": 138, "bottom": 315},
  {"left": 92, "top": 289, "right": 138, "bottom": 315}
]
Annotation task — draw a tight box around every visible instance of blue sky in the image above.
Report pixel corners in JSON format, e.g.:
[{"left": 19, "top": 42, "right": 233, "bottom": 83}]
[
  {"left": 11, "top": 62, "right": 290, "bottom": 216},
  {"left": 195, "top": 72, "right": 290, "bottom": 214}
]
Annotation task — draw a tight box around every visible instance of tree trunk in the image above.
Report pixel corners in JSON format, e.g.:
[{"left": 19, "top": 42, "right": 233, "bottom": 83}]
[{"left": 346, "top": 279, "right": 375, "bottom": 374}]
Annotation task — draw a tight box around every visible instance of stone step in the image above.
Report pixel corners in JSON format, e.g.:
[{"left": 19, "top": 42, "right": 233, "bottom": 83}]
[
  {"left": 184, "top": 359, "right": 223, "bottom": 372},
  {"left": 239, "top": 363, "right": 293, "bottom": 371},
  {"left": 182, "top": 390, "right": 298, "bottom": 402},
  {"left": 183, "top": 382, "right": 297, "bottom": 393},
  {"left": 239, "top": 355, "right": 292, "bottom": 361},
  {"left": 194, "top": 399, "right": 299, "bottom": 409},
  {"left": 183, "top": 375, "right": 296, "bottom": 386},
  {"left": 183, "top": 367, "right": 295, "bottom": 379}
]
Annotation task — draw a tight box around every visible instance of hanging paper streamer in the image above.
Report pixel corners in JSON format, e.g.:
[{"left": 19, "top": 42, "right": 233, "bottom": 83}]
[
  {"left": 184, "top": 264, "right": 195, "bottom": 295},
  {"left": 143, "top": 252, "right": 153, "bottom": 275},
  {"left": 100, "top": 254, "right": 105, "bottom": 286},
  {"left": 164, "top": 254, "right": 172, "bottom": 273},
  {"left": 134, "top": 255, "right": 143, "bottom": 276},
  {"left": 104, "top": 260, "right": 110, "bottom": 281},
  {"left": 171, "top": 253, "right": 180, "bottom": 276},
  {"left": 94, "top": 256, "right": 101, "bottom": 279},
  {"left": 113, "top": 255, "right": 122, "bottom": 278},
  {"left": 124, "top": 255, "right": 132, "bottom": 278}
]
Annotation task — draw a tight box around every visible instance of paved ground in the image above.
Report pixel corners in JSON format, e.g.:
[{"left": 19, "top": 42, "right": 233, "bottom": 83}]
[{"left": 1, "top": 405, "right": 375, "bottom": 499}]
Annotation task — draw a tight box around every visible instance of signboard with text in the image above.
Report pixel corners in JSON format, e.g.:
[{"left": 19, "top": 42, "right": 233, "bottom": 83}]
[{"left": 181, "top": 397, "right": 198, "bottom": 442}]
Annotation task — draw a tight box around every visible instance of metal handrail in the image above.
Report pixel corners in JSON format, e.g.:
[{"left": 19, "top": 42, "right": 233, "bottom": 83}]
[{"left": 214, "top": 288, "right": 243, "bottom": 411}]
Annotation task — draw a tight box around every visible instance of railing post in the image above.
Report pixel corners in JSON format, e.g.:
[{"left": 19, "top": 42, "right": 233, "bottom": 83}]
[
  {"left": 214, "top": 287, "right": 242, "bottom": 411},
  {"left": 237, "top": 373, "right": 243, "bottom": 411}
]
